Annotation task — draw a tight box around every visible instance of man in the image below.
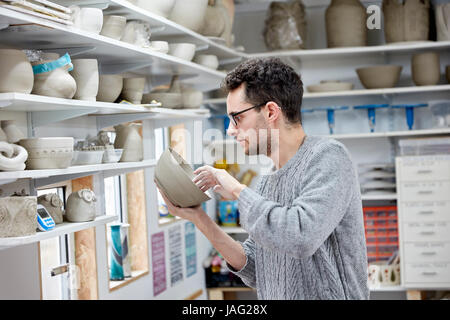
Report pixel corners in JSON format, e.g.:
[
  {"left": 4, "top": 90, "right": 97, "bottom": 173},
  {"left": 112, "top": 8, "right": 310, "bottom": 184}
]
[{"left": 156, "top": 58, "right": 369, "bottom": 300}]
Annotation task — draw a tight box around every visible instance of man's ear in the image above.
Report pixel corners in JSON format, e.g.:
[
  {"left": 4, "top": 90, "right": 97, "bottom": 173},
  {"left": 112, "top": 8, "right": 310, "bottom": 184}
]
[{"left": 265, "top": 101, "right": 281, "bottom": 124}]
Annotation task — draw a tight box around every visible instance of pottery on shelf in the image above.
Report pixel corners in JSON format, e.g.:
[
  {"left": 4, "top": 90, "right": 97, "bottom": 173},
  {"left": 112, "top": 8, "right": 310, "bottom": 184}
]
[
  {"left": 100, "top": 15, "right": 127, "bottom": 40},
  {"left": 169, "top": 0, "right": 208, "bottom": 32},
  {"left": 149, "top": 41, "right": 169, "bottom": 54},
  {"left": 19, "top": 137, "right": 74, "bottom": 170},
  {"left": 70, "top": 59, "right": 99, "bottom": 101},
  {"left": 133, "top": 0, "right": 175, "bottom": 18},
  {"left": 102, "top": 148, "right": 123, "bottom": 163},
  {"left": 71, "top": 150, "right": 104, "bottom": 166},
  {"left": 263, "top": 0, "right": 307, "bottom": 50},
  {"left": 307, "top": 81, "right": 354, "bottom": 93},
  {"left": 121, "top": 77, "right": 145, "bottom": 104},
  {"left": 435, "top": 3, "right": 450, "bottom": 41},
  {"left": 383, "top": 0, "right": 430, "bottom": 43},
  {"left": 168, "top": 43, "right": 196, "bottom": 61},
  {"left": 70, "top": 6, "right": 103, "bottom": 34},
  {"left": 37, "top": 193, "right": 64, "bottom": 224},
  {"left": 0, "top": 141, "right": 28, "bottom": 171},
  {"left": 201, "top": 0, "right": 234, "bottom": 47},
  {"left": 143, "top": 92, "right": 182, "bottom": 108},
  {"left": 1, "top": 120, "right": 25, "bottom": 144},
  {"left": 412, "top": 52, "right": 440, "bottom": 86},
  {"left": 97, "top": 74, "right": 123, "bottom": 103},
  {"left": 155, "top": 148, "right": 211, "bottom": 208},
  {"left": 121, "top": 21, "right": 151, "bottom": 48},
  {"left": 325, "top": 0, "right": 367, "bottom": 48},
  {"left": 65, "top": 189, "right": 97, "bottom": 222},
  {"left": 0, "top": 49, "right": 34, "bottom": 94},
  {"left": 181, "top": 86, "right": 203, "bottom": 109},
  {"left": 194, "top": 54, "right": 219, "bottom": 70},
  {"left": 356, "top": 65, "right": 403, "bottom": 89},
  {"left": 114, "top": 123, "right": 143, "bottom": 162},
  {"left": 31, "top": 53, "right": 77, "bottom": 99},
  {"left": 0, "top": 196, "right": 37, "bottom": 237}
]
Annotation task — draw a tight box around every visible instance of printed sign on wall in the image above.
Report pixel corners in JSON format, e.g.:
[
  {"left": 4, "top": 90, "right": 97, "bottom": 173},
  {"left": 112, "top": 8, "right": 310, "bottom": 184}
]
[
  {"left": 185, "top": 222, "right": 197, "bottom": 277},
  {"left": 168, "top": 225, "right": 184, "bottom": 286},
  {"left": 151, "top": 231, "right": 166, "bottom": 296}
]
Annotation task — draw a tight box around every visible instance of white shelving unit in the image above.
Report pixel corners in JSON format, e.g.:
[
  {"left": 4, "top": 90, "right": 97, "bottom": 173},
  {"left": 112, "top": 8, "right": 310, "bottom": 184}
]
[{"left": 0, "top": 215, "right": 117, "bottom": 250}]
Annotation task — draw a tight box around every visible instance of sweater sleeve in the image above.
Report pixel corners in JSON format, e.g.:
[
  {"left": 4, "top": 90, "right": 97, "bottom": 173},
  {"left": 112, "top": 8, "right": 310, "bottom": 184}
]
[
  {"left": 226, "top": 237, "right": 257, "bottom": 288},
  {"left": 238, "top": 141, "right": 358, "bottom": 259}
]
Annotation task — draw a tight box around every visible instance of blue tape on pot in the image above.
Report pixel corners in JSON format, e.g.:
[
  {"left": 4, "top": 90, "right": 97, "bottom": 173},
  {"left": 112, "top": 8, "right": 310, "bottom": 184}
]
[
  {"left": 315, "top": 106, "right": 349, "bottom": 134},
  {"left": 32, "top": 52, "right": 73, "bottom": 74},
  {"left": 391, "top": 103, "right": 428, "bottom": 130},
  {"left": 354, "top": 104, "right": 389, "bottom": 133}
]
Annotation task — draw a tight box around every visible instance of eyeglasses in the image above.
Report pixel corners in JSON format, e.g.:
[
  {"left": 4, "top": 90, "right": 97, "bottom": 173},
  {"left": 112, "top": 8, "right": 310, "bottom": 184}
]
[{"left": 228, "top": 102, "right": 268, "bottom": 126}]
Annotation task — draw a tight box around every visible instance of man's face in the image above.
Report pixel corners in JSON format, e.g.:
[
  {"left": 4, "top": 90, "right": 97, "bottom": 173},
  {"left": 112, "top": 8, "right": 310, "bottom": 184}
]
[{"left": 226, "top": 84, "right": 271, "bottom": 156}]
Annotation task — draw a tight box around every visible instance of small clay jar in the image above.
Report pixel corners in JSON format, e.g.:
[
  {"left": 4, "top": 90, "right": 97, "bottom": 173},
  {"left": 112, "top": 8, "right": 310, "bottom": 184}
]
[
  {"left": 411, "top": 52, "right": 440, "bottom": 86},
  {"left": 65, "top": 189, "right": 97, "bottom": 222}
]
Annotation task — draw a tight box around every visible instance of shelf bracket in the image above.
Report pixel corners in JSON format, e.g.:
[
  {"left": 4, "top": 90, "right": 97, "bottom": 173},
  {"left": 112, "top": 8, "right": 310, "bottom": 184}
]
[
  {"left": 100, "top": 61, "right": 153, "bottom": 74},
  {"left": 96, "top": 112, "right": 157, "bottom": 130},
  {"left": 31, "top": 108, "right": 95, "bottom": 130}
]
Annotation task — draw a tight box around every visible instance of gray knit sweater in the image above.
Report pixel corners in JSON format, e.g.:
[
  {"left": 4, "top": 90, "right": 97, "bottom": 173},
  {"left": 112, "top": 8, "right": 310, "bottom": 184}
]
[{"left": 227, "top": 135, "right": 369, "bottom": 300}]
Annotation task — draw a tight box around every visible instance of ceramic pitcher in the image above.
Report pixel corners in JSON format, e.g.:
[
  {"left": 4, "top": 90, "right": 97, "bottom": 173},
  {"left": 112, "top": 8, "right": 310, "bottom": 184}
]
[{"left": 113, "top": 123, "right": 143, "bottom": 162}]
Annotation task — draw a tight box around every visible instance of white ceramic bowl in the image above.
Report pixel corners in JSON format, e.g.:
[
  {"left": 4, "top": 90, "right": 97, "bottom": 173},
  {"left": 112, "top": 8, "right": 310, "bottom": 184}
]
[
  {"left": 168, "top": 43, "right": 196, "bottom": 61},
  {"left": 356, "top": 65, "right": 402, "bottom": 89},
  {"left": 194, "top": 55, "right": 219, "bottom": 70},
  {"left": 143, "top": 92, "right": 183, "bottom": 108},
  {"left": 71, "top": 150, "right": 104, "bottom": 166},
  {"left": 19, "top": 137, "right": 74, "bottom": 169},
  {"left": 97, "top": 74, "right": 123, "bottom": 103},
  {"left": 102, "top": 149, "right": 123, "bottom": 163},
  {"left": 100, "top": 15, "right": 127, "bottom": 40},
  {"left": 155, "top": 148, "right": 211, "bottom": 207}
]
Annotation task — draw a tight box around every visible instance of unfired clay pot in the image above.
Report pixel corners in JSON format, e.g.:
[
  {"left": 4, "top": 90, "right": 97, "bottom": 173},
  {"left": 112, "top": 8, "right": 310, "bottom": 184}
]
[
  {"left": 325, "top": 0, "right": 367, "bottom": 48},
  {"left": 169, "top": 0, "right": 208, "bottom": 32},
  {"left": 0, "top": 49, "right": 34, "bottom": 94},
  {"left": 97, "top": 74, "right": 123, "bottom": 103},
  {"left": 114, "top": 123, "right": 143, "bottom": 162},
  {"left": 435, "top": 3, "right": 450, "bottom": 41},
  {"left": 121, "top": 77, "right": 145, "bottom": 104},
  {"left": 100, "top": 15, "right": 127, "bottom": 40},
  {"left": 70, "top": 59, "right": 99, "bottom": 101},
  {"left": 1, "top": 120, "right": 25, "bottom": 144},
  {"left": 0, "top": 196, "right": 37, "bottom": 237},
  {"left": 31, "top": 53, "right": 77, "bottom": 99},
  {"left": 37, "top": 193, "right": 64, "bottom": 224},
  {"left": 412, "top": 52, "right": 440, "bottom": 86},
  {"left": 65, "top": 189, "right": 97, "bottom": 222},
  {"left": 19, "top": 137, "right": 74, "bottom": 170},
  {"left": 356, "top": 65, "right": 403, "bottom": 89},
  {"left": 383, "top": 0, "right": 430, "bottom": 43},
  {"left": 71, "top": 6, "right": 104, "bottom": 34},
  {"left": 0, "top": 141, "right": 28, "bottom": 171},
  {"left": 201, "top": 0, "right": 234, "bottom": 46}
]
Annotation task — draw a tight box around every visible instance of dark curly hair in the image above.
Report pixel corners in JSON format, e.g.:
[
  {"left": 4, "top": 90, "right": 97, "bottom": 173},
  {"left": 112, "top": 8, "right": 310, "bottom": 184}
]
[{"left": 222, "top": 57, "right": 303, "bottom": 124}]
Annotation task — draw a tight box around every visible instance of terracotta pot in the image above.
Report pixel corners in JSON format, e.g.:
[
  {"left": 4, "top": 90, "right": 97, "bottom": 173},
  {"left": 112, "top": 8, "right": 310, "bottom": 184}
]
[
  {"left": 383, "top": 0, "right": 430, "bottom": 43},
  {"left": 0, "top": 141, "right": 28, "bottom": 171},
  {"left": 70, "top": 59, "right": 99, "bottom": 101},
  {"left": 65, "top": 189, "right": 97, "bottom": 222},
  {"left": 121, "top": 77, "right": 145, "bottom": 104},
  {"left": 169, "top": 0, "right": 208, "bottom": 32},
  {"left": 100, "top": 15, "right": 127, "bottom": 40},
  {"left": 356, "top": 65, "right": 402, "bottom": 89},
  {"left": 411, "top": 52, "right": 440, "bottom": 86},
  {"left": 0, "top": 49, "right": 34, "bottom": 94},
  {"left": 114, "top": 123, "right": 143, "bottom": 162},
  {"left": 325, "top": 0, "right": 367, "bottom": 48},
  {"left": 37, "top": 193, "right": 64, "bottom": 224},
  {"left": 1, "top": 120, "right": 25, "bottom": 144},
  {"left": 97, "top": 74, "right": 123, "bottom": 103},
  {"left": 0, "top": 196, "right": 37, "bottom": 237},
  {"left": 19, "top": 137, "right": 74, "bottom": 169},
  {"left": 31, "top": 53, "right": 77, "bottom": 99},
  {"left": 155, "top": 148, "right": 210, "bottom": 207}
]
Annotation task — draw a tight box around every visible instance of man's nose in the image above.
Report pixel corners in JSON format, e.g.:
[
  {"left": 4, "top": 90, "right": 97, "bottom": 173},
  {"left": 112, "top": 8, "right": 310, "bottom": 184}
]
[{"left": 226, "top": 121, "right": 238, "bottom": 137}]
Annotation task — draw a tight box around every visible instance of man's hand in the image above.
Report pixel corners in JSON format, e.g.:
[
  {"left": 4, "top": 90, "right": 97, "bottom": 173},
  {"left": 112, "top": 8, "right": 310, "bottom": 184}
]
[{"left": 193, "top": 165, "right": 246, "bottom": 200}]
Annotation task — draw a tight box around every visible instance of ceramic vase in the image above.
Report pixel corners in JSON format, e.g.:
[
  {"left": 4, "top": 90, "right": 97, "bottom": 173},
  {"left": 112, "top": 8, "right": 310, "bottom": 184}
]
[
  {"left": 97, "top": 74, "right": 123, "bottom": 103},
  {"left": 0, "top": 49, "right": 34, "bottom": 94},
  {"left": 383, "top": 0, "right": 430, "bottom": 43},
  {"left": 113, "top": 123, "right": 143, "bottom": 162},
  {"left": 0, "top": 141, "right": 28, "bottom": 171},
  {"left": 71, "top": 6, "right": 104, "bottom": 34},
  {"left": 31, "top": 53, "right": 77, "bottom": 99},
  {"left": 100, "top": 15, "right": 127, "bottom": 40},
  {"left": 435, "top": 3, "right": 450, "bottom": 41},
  {"left": 19, "top": 137, "right": 73, "bottom": 170},
  {"left": 412, "top": 52, "right": 440, "bottom": 86},
  {"left": 121, "top": 77, "right": 145, "bottom": 104},
  {"left": 70, "top": 59, "right": 99, "bottom": 101},
  {"left": 0, "top": 196, "right": 37, "bottom": 237},
  {"left": 120, "top": 223, "right": 131, "bottom": 278},
  {"left": 65, "top": 189, "right": 97, "bottom": 222},
  {"left": 169, "top": 0, "right": 208, "bottom": 32},
  {"left": 109, "top": 224, "right": 124, "bottom": 281},
  {"left": 37, "top": 193, "right": 64, "bottom": 224},
  {"left": 325, "top": 0, "right": 367, "bottom": 48},
  {"left": 1, "top": 120, "right": 25, "bottom": 144},
  {"left": 134, "top": 0, "right": 175, "bottom": 18}
]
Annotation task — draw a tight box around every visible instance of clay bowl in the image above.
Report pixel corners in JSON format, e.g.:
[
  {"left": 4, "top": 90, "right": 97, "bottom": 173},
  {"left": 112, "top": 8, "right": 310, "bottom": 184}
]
[
  {"left": 356, "top": 65, "right": 402, "bottom": 89},
  {"left": 155, "top": 148, "right": 211, "bottom": 207},
  {"left": 194, "top": 54, "right": 219, "bottom": 70},
  {"left": 142, "top": 92, "right": 182, "bottom": 108},
  {"left": 71, "top": 150, "right": 104, "bottom": 166},
  {"left": 168, "top": 43, "right": 196, "bottom": 61},
  {"left": 19, "top": 137, "right": 74, "bottom": 169},
  {"left": 307, "top": 81, "right": 354, "bottom": 93}
]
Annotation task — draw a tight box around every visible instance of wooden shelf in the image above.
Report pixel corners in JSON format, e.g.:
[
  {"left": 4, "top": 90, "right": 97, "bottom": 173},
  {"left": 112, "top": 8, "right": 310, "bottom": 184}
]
[{"left": 0, "top": 215, "right": 117, "bottom": 250}]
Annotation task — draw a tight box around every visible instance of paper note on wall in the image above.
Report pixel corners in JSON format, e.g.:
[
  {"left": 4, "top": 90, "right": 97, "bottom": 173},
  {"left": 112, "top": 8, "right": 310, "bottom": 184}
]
[
  {"left": 151, "top": 231, "right": 166, "bottom": 296},
  {"left": 169, "top": 225, "right": 184, "bottom": 287},
  {"left": 185, "top": 222, "right": 197, "bottom": 278}
]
